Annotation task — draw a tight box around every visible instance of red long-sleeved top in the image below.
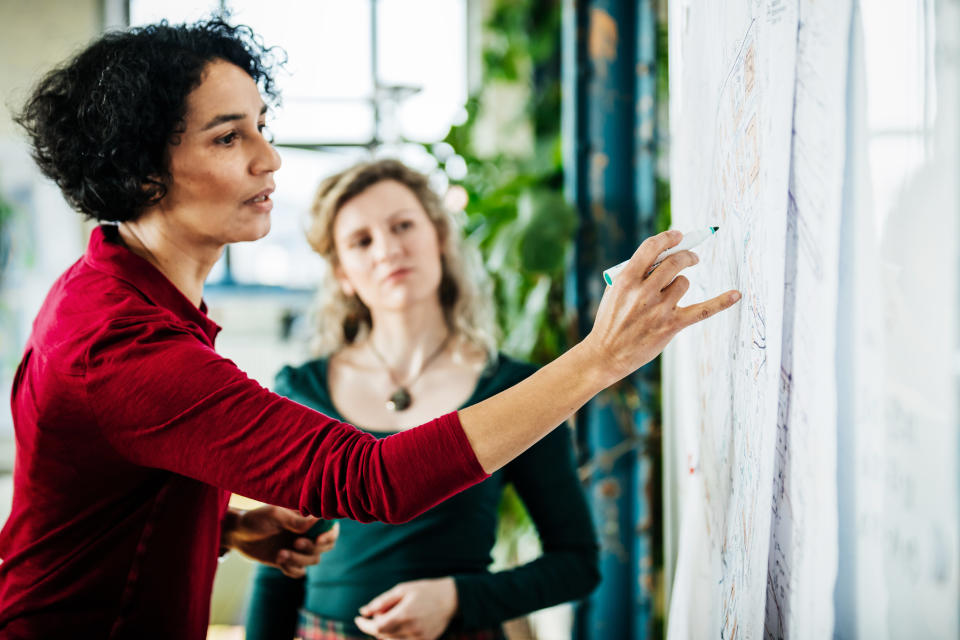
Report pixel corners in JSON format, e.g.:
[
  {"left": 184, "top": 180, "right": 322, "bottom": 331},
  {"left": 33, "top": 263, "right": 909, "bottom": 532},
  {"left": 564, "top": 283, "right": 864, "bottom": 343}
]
[{"left": 0, "top": 226, "right": 487, "bottom": 639}]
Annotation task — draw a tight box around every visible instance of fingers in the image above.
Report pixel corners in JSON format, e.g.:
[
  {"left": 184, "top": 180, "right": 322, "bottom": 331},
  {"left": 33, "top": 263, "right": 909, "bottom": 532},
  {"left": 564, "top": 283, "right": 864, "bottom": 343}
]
[
  {"left": 646, "top": 250, "right": 699, "bottom": 290},
  {"left": 620, "top": 229, "right": 683, "bottom": 281},
  {"left": 274, "top": 506, "right": 319, "bottom": 534},
  {"left": 355, "top": 614, "right": 405, "bottom": 638},
  {"left": 314, "top": 522, "right": 339, "bottom": 552},
  {"left": 275, "top": 523, "right": 340, "bottom": 578},
  {"left": 354, "top": 612, "right": 406, "bottom": 638},
  {"left": 677, "top": 289, "right": 742, "bottom": 328},
  {"left": 660, "top": 274, "right": 691, "bottom": 305},
  {"left": 360, "top": 586, "right": 405, "bottom": 617}
]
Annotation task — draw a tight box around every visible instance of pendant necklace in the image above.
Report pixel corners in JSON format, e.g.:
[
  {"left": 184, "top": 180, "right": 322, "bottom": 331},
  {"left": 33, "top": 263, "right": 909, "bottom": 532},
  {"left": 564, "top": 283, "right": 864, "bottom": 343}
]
[{"left": 368, "top": 333, "right": 450, "bottom": 412}]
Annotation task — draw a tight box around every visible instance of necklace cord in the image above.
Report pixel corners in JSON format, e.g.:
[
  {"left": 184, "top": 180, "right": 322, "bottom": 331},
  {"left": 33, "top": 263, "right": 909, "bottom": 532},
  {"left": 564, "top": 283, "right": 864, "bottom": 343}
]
[{"left": 368, "top": 333, "right": 451, "bottom": 389}]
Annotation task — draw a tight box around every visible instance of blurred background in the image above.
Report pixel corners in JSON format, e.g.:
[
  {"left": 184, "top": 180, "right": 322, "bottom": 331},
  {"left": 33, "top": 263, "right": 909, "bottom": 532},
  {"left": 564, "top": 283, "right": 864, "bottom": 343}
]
[{"left": 0, "top": 1, "right": 948, "bottom": 638}]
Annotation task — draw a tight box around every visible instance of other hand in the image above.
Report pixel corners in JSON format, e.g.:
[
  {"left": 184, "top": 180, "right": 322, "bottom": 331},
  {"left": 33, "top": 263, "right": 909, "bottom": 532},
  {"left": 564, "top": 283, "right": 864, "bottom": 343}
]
[
  {"left": 585, "top": 229, "right": 741, "bottom": 385},
  {"left": 221, "top": 506, "right": 339, "bottom": 578},
  {"left": 354, "top": 577, "right": 458, "bottom": 640}
]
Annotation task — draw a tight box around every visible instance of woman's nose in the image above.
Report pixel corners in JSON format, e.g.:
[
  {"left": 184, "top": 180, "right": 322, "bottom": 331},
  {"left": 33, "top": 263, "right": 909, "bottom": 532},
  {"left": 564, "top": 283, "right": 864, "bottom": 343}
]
[
  {"left": 251, "top": 135, "right": 281, "bottom": 174},
  {"left": 375, "top": 231, "right": 404, "bottom": 261}
]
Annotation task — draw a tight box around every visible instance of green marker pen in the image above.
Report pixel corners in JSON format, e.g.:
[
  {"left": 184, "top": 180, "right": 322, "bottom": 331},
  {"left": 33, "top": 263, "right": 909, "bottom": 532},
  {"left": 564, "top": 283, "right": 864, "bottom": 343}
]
[{"left": 603, "top": 226, "right": 719, "bottom": 286}]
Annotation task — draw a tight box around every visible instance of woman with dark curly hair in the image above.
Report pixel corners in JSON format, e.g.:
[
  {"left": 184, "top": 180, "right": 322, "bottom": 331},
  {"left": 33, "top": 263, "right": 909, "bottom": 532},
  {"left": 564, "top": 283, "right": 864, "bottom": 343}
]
[{"left": 0, "top": 18, "right": 739, "bottom": 640}]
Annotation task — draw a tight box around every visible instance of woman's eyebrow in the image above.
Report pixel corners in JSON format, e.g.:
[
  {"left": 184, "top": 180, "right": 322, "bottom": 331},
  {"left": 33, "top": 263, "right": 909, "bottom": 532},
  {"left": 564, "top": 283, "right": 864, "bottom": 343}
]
[{"left": 201, "top": 104, "right": 268, "bottom": 131}]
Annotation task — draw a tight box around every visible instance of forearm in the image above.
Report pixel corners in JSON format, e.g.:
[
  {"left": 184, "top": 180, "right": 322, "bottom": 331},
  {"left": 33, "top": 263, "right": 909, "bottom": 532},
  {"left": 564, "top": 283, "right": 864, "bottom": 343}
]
[
  {"left": 458, "top": 341, "right": 611, "bottom": 474},
  {"left": 454, "top": 550, "right": 600, "bottom": 629}
]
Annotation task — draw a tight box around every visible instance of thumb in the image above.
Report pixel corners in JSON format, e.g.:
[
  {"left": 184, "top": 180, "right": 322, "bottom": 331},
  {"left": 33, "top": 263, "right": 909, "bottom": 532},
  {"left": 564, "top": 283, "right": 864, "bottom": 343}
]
[
  {"left": 359, "top": 584, "right": 405, "bottom": 617},
  {"left": 273, "top": 507, "right": 319, "bottom": 534}
]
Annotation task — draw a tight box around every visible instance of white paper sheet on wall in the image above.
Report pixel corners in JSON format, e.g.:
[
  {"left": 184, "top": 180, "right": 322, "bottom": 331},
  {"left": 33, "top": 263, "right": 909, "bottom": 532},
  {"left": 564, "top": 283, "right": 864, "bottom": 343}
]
[
  {"left": 666, "top": 1, "right": 797, "bottom": 637},
  {"left": 764, "top": 1, "right": 851, "bottom": 637},
  {"left": 666, "top": 1, "right": 959, "bottom": 638}
]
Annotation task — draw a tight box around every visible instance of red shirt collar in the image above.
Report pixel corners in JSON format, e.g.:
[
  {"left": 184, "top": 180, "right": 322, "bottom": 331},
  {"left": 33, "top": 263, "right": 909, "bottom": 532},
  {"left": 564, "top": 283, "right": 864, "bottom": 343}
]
[{"left": 82, "top": 225, "right": 222, "bottom": 341}]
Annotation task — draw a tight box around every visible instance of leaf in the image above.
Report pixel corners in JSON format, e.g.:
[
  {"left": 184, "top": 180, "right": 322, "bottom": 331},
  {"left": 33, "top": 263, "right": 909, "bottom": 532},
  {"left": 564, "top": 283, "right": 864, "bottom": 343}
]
[{"left": 502, "top": 275, "right": 552, "bottom": 358}]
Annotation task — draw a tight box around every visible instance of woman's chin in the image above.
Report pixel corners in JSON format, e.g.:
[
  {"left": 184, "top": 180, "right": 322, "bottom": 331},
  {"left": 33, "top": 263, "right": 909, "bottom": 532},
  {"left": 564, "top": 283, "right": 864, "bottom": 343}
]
[{"left": 232, "top": 218, "right": 272, "bottom": 243}]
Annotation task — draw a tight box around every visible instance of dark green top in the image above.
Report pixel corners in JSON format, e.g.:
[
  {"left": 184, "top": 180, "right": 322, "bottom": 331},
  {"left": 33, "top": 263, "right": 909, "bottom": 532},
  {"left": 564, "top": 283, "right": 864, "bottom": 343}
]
[{"left": 245, "top": 354, "right": 599, "bottom": 637}]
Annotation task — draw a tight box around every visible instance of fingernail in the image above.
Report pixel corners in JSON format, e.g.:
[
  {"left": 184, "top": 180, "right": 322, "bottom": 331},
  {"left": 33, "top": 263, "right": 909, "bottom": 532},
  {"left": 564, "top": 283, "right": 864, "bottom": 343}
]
[{"left": 732, "top": 291, "right": 741, "bottom": 302}]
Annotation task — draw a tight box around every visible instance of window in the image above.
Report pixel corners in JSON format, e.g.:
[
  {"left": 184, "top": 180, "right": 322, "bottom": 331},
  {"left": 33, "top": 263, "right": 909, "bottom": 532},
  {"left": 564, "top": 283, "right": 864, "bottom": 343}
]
[{"left": 129, "top": 0, "right": 468, "bottom": 288}]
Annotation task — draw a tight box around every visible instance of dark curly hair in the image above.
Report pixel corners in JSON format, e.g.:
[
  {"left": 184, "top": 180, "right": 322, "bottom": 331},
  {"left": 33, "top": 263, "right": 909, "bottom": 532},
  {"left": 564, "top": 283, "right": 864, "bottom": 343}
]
[{"left": 15, "top": 19, "right": 283, "bottom": 222}]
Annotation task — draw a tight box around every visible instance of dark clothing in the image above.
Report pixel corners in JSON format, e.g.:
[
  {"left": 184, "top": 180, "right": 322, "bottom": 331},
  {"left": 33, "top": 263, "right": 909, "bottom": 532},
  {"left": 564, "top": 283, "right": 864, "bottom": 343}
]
[
  {"left": 246, "top": 356, "right": 599, "bottom": 638},
  {"left": 0, "top": 226, "right": 487, "bottom": 639}
]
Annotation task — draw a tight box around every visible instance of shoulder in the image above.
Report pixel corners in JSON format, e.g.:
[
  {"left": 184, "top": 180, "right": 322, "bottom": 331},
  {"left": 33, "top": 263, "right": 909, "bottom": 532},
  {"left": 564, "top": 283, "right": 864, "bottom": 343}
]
[
  {"left": 32, "top": 261, "right": 181, "bottom": 367},
  {"left": 274, "top": 357, "right": 335, "bottom": 413},
  {"left": 275, "top": 357, "right": 327, "bottom": 392}
]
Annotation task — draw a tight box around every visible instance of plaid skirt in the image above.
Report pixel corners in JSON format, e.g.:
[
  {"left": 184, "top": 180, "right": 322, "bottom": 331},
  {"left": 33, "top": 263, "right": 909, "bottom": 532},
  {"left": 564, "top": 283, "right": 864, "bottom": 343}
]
[{"left": 296, "top": 609, "right": 506, "bottom": 640}]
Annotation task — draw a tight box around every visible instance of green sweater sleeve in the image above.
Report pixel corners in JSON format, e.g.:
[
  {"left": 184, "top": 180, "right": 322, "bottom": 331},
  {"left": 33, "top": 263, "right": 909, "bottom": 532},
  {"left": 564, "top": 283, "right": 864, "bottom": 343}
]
[
  {"left": 245, "top": 564, "right": 304, "bottom": 640},
  {"left": 452, "top": 424, "right": 601, "bottom": 629}
]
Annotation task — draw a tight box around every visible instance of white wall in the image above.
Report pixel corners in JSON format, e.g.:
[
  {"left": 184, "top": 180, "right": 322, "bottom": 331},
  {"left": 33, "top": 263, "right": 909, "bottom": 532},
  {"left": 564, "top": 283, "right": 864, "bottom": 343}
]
[{"left": 0, "top": 0, "right": 102, "bottom": 465}]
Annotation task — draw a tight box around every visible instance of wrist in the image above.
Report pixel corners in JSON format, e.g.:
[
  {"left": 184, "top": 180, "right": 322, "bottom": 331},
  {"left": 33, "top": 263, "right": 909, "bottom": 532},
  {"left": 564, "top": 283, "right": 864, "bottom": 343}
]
[
  {"left": 220, "top": 507, "right": 245, "bottom": 550},
  {"left": 567, "top": 339, "right": 619, "bottom": 392}
]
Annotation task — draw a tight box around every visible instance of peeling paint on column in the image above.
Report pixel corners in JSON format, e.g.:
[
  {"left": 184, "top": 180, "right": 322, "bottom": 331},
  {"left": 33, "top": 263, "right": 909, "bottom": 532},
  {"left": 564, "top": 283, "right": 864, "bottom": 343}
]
[
  {"left": 589, "top": 151, "right": 609, "bottom": 223},
  {"left": 566, "top": 1, "right": 662, "bottom": 637},
  {"left": 589, "top": 8, "right": 618, "bottom": 78}
]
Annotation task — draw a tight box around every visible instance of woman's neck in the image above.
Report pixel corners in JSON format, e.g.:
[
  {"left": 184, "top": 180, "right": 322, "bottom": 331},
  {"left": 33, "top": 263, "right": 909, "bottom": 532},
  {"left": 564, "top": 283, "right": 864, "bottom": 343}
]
[
  {"left": 366, "top": 301, "right": 451, "bottom": 375},
  {"left": 117, "top": 216, "right": 222, "bottom": 308}
]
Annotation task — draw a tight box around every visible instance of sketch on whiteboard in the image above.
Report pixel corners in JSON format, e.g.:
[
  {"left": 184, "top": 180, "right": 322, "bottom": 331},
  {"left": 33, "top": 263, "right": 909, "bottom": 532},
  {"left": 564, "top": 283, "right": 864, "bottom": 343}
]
[
  {"left": 764, "top": 4, "right": 850, "bottom": 637},
  {"left": 667, "top": 1, "right": 797, "bottom": 637}
]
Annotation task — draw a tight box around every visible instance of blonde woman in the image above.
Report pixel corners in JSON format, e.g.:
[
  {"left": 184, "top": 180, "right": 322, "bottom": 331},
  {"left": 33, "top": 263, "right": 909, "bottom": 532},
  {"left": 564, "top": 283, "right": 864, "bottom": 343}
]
[{"left": 246, "top": 160, "right": 599, "bottom": 639}]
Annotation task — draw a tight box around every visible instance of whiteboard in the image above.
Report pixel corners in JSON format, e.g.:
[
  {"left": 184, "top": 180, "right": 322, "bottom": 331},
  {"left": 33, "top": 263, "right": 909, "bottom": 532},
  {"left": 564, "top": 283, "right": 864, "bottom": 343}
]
[
  {"left": 664, "top": 0, "right": 959, "bottom": 638},
  {"left": 667, "top": 1, "right": 797, "bottom": 637}
]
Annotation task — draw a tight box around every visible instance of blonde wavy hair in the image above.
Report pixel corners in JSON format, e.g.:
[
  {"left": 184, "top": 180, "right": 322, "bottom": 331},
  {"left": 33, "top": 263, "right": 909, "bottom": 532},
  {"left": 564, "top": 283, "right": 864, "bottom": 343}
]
[{"left": 306, "top": 158, "right": 498, "bottom": 359}]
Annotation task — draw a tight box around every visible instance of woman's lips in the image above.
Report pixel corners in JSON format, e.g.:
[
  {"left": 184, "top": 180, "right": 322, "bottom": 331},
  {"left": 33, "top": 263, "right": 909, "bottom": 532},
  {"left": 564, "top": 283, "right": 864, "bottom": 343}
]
[
  {"left": 243, "top": 189, "right": 274, "bottom": 213},
  {"left": 383, "top": 268, "right": 412, "bottom": 283}
]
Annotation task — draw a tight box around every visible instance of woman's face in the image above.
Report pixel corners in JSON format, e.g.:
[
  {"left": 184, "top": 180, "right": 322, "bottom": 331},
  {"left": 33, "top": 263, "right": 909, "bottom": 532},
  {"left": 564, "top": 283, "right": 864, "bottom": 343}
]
[
  {"left": 155, "top": 60, "right": 281, "bottom": 246},
  {"left": 332, "top": 180, "right": 444, "bottom": 313}
]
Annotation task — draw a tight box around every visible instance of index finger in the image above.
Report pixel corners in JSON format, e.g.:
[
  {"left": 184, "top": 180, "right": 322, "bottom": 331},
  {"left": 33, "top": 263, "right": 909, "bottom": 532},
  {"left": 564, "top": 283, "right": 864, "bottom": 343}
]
[
  {"left": 618, "top": 230, "right": 683, "bottom": 283},
  {"left": 677, "top": 289, "right": 741, "bottom": 328},
  {"left": 360, "top": 586, "right": 404, "bottom": 616}
]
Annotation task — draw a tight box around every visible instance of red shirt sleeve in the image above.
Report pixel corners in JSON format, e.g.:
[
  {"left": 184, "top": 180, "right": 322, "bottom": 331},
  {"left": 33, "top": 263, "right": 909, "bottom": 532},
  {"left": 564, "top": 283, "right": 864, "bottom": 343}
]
[{"left": 82, "top": 311, "right": 487, "bottom": 523}]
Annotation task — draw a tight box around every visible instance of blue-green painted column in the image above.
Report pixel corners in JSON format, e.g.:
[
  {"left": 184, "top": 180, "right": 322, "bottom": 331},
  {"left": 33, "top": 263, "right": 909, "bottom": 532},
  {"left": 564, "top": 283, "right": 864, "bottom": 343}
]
[
  {"left": 632, "top": 0, "right": 659, "bottom": 636},
  {"left": 563, "top": 0, "right": 660, "bottom": 638}
]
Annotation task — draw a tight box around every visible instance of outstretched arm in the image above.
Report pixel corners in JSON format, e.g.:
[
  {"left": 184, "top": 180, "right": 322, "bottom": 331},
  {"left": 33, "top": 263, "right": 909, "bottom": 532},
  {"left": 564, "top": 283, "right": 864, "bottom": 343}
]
[
  {"left": 90, "top": 231, "right": 736, "bottom": 526},
  {"left": 461, "top": 229, "right": 740, "bottom": 473}
]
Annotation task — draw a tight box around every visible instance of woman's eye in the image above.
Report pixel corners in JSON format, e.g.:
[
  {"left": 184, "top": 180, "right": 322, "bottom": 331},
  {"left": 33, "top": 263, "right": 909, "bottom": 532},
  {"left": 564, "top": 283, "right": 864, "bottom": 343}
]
[
  {"left": 215, "top": 132, "right": 238, "bottom": 146},
  {"left": 395, "top": 220, "right": 414, "bottom": 232},
  {"left": 352, "top": 236, "right": 372, "bottom": 248}
]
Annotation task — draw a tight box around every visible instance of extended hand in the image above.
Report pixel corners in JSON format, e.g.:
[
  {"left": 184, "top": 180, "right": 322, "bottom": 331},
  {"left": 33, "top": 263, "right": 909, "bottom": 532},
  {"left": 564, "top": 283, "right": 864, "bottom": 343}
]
[
  {"left": 586, "top": 229, "right": 741, "bottom": 385},
  {"left": 354, "top": 577, "right": 458, "bottom": 640},
  {"left": 221, "top": 506, "right": 339, "bottom": 578}
]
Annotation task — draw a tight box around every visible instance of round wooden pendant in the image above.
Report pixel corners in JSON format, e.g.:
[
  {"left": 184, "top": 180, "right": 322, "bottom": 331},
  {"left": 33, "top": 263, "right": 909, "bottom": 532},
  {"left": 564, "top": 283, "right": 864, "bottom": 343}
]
[{"left": 386, "top": 387, "right": 412, "bottom": 412}]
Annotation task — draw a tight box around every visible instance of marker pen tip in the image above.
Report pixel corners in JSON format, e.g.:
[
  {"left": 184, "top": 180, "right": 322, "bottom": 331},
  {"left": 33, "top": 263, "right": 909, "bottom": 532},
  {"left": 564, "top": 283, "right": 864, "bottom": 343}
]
[{"left": 710, "top": 226, "right": 719, "bottom": 232}]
